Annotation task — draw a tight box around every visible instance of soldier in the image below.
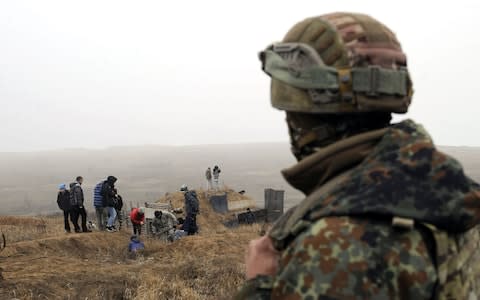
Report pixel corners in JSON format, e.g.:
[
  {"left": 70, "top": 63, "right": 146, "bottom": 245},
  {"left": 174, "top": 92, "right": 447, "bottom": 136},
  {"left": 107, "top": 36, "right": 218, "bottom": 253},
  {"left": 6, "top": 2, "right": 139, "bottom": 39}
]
[
  {"left": 236, "top": 12, "right": 480, "bottom": 299},
  {"left": 152, "top": 210, "right": 177, "bottom": 242},
  {"left": 180, "top": 184, "right": 199, "bottom": 235}
]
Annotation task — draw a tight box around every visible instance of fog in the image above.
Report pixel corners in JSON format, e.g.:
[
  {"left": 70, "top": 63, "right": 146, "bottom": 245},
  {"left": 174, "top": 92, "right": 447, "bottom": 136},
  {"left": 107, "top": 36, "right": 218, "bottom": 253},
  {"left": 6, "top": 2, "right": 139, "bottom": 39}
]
[
  {"left": 1, "top": 144, "right": 479, "bottom": 216},
  {"left": 1, "top": 0, "right": 480, "bottom": 152},
  {"left": 1, "top": 1, "right": 480, "bottom": 214}
]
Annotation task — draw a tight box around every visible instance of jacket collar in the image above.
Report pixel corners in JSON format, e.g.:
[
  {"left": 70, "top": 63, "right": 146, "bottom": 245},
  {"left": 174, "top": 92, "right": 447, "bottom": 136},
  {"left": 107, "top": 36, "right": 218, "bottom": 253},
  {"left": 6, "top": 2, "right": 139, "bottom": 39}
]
[{"left": 282, "top": 128, "right": 387, "bottom": 195}]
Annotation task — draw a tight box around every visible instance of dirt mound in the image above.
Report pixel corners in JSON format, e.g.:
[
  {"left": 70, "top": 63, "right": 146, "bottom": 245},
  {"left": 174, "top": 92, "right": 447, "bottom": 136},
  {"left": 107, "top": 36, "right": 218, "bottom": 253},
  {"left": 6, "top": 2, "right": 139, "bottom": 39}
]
[
  {"left": 160, "top": 187, "right": 256, "bottom": 233},
  {"left": 2, "top": 232, "right": 130, "bottom": 260},
  {"left": 0, "top": 231, "right": 140, "bottom": 299}
]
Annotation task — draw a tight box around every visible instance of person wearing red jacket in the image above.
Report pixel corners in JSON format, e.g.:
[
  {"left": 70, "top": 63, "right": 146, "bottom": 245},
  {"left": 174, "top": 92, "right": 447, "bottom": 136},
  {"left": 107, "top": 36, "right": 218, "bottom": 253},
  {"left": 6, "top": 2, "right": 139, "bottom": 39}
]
[{"left": 129, "top": 207, "right": 145, "bottom": 235}]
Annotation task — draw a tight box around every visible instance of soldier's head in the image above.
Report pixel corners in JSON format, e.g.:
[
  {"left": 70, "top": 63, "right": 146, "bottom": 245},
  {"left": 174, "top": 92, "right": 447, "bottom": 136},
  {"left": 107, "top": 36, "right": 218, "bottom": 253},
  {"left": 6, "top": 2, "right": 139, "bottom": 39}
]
[
  {"left": 154, "top": 210, "right": 163, "bottom": 218},
  {"left": 259, "top": 13, "right": 412, "bottom": 160},
  {"left": 180, "top": 184, "right": 188, "bottom": 192}
]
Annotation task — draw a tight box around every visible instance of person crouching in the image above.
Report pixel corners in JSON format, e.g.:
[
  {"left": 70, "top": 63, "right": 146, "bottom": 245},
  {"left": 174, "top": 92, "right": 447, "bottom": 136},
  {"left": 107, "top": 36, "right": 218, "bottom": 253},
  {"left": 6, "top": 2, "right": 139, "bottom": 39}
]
[
  {"left": 130, "top": 207, "right": 145, "bottom": 235},
  {"left": 128, "top": 235, "right": 144, "bottom": 259}
]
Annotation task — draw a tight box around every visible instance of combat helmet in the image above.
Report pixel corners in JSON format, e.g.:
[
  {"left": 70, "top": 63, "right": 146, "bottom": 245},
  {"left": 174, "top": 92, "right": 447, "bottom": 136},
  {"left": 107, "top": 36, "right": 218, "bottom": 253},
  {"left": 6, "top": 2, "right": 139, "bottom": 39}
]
[
  {"left": 260, "top": 12, "right": 412, "bottom": 113},
  {"left": 259, "top": 13, "right": 412, "bottom": 158}
]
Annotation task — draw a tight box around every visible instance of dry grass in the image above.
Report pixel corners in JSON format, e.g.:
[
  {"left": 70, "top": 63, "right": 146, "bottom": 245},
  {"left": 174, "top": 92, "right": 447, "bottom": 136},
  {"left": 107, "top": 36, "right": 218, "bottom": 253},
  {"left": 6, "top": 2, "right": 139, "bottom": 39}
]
[
  {"left": 0, "top": 189, "right": 260, "bottom": 299},
  {"left": 0, "top": 216, "right": 62, "bottom": 243}
]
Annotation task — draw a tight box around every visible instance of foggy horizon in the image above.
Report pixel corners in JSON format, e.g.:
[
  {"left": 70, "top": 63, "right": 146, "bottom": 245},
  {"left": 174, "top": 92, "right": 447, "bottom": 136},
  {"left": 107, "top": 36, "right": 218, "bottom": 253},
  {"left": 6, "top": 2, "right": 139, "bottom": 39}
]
[
  {"left": 2, "top": 137, "right": 480, "bottom": 154},
  {"left": 1, "top": 1, "right": 480, "bottom": 152}
]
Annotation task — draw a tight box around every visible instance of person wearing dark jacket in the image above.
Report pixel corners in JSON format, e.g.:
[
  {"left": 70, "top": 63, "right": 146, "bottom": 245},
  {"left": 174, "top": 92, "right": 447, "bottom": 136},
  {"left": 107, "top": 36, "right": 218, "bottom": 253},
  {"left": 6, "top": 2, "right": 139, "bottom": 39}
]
[
  {"left": 57, "top": 183, "right": 72, "bottom": 233},
  {"left": 101, "top": 176, "right": 118, "bottom": 232},
  {"left": 213, "top": 165, "right": 221, "bottom": 190},
  {"left": 180, "top": 184, "right": 199, "bottom": 235},
  {"left": 70, "top": 176, "right": 90, "bottom": 233},
  {"left": 245, "top": 208, "right": 256, "bottom": 225},
  {"left": 114, "top": 191, "right": 124, "bottom": 230}
]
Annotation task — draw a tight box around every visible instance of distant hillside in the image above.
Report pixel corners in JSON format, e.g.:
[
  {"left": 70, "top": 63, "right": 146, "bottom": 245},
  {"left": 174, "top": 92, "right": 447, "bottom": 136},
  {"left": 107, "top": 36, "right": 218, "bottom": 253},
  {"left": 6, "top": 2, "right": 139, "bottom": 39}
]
[
  {"left": 0, "top": 143, "right": 479, "bottom": 215},
  {"left": 0, "top": 143, "right": 299, "bottom": 215}
]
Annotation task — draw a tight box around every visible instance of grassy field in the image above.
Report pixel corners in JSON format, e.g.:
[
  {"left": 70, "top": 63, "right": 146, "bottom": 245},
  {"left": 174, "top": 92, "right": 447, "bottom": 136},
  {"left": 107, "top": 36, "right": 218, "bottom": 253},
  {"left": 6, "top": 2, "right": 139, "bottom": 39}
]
[{"left": 0, "top": 190, "right": 261, "bottom": 299}]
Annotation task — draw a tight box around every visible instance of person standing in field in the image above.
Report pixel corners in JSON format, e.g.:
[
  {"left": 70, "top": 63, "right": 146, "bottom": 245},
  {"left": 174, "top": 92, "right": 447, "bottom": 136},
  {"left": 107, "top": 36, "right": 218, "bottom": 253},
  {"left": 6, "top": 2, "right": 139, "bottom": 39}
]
[
  {"left": 212, "top": 165, "right": 221, "bottom": 190},
  {"left": 57, "top": 183, "right": 72, "bottom": 233},
  {"left": 101, "top": 176, "right": 118, "bottom": 232},
  {"left": 70, "top": 176, "right": 90, "bottom": 233},
  {"left": 93, "top": 179, "right": 107, "bottom": 231},
  {"left": 180, "top": 184, "right": 199, "bottom": 235},
  {"left": 205, "top": 167, "right": 213, "bottom": 190}
]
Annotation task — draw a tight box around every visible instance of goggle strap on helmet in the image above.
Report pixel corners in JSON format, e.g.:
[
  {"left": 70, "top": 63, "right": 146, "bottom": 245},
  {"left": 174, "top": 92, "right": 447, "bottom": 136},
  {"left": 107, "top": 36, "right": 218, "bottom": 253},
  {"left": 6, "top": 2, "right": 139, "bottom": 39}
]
[{"left": 352, "top": 66, "right": 409, "bottom": 97}]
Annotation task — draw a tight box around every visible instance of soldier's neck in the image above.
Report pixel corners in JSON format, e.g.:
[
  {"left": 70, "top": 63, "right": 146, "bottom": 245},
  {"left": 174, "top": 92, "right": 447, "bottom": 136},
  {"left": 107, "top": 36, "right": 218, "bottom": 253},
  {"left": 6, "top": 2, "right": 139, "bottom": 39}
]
[{"left": 282, "top": 128, "right": 387, "bottom": 195}]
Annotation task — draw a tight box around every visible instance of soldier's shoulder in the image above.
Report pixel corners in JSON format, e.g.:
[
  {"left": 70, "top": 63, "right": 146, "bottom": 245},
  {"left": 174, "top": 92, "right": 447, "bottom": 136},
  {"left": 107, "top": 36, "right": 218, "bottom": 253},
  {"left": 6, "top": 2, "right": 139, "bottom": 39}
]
[{"left": 272, "top": 216, "right": 437, "bottom": 299}]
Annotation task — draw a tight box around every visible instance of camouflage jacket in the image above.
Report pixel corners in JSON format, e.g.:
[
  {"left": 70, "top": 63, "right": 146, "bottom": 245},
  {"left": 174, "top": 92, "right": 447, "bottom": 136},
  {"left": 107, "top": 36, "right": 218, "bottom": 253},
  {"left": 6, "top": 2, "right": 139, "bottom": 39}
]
[{"left": 236, "top": 120, "right": 480, "bottom": 300}]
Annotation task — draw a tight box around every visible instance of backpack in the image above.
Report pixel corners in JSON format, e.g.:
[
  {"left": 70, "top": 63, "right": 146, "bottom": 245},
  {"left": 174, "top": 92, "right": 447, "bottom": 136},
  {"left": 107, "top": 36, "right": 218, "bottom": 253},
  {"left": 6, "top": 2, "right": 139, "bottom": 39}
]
[
  {"left": 93, "top": 182, "right": 104, "bottom": 208},
  {"left": 114, "top": 195, "right": 123, "bottom": 211},
  {"left": 57, "top": 190, "right": 70, "bottom": 210}
]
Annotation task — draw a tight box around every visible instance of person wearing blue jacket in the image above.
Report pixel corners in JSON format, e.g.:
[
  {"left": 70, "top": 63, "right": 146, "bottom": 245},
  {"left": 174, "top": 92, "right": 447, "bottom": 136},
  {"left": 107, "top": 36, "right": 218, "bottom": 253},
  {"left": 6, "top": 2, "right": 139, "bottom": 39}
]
[
  {"left": 93, "top": 180, "right": 107, "bottom": 231},
  {"left": 128, "top": 235, "right": 144, "bottom": 259}
]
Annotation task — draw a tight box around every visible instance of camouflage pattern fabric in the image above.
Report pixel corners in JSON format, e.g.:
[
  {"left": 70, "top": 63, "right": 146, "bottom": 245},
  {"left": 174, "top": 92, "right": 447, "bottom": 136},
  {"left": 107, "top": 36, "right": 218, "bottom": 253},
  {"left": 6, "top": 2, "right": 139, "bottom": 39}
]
[
  {"left": 235, "top": 120, "right": 480, "bottom": 299},
  {"left": 152, "top": 214, "right": 173, "bottom": 241},
  {"left": 284, "top": 120, "right": 480, "bottom": 232},
  {"left": 271, "top": 217, "right": 437, "bottom": 299}
]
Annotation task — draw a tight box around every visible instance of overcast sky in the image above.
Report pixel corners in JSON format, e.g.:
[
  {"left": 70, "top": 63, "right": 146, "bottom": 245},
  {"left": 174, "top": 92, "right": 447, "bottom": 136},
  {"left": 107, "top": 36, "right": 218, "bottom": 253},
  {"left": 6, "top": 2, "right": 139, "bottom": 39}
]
[{"left": 1, "top": 0, "right": 479, "bottom": 152}]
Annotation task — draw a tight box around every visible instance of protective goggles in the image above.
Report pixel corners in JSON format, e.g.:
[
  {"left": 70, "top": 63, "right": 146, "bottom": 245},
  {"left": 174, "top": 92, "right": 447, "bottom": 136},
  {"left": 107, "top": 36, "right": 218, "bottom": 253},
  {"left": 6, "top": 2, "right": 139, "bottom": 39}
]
[{"left": 259, "top": 43, "right": 411, "bottom": 102}]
